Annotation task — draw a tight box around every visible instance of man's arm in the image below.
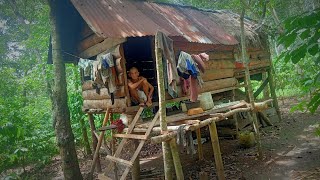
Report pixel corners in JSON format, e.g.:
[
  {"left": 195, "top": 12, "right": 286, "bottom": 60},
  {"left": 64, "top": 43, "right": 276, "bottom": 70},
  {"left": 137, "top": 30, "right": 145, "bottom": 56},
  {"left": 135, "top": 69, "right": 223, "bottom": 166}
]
[
  {"left": 147, "top": 81, "right": 154, "bottom": 99},
  {"left": 128, "top": 77, "right": 146, "bottom": 90}
]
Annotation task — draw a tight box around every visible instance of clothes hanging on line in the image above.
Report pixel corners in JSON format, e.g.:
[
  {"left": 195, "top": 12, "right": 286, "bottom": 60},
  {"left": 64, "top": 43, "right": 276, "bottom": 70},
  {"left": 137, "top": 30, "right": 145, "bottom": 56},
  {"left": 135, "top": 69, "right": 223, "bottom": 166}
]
[
  {"left": 155, "top": 31, "right": 179, "bottom": 98},
  {"left": 78, "top": 58, "right": 95, "bottom": 81}
]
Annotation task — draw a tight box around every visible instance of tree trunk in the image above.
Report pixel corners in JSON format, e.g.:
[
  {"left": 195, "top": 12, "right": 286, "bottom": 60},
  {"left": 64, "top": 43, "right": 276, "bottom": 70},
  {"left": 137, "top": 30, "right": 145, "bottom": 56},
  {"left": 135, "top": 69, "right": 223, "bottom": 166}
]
[{"left": 48, "top": 1, "right": 83, "bottom": 179}]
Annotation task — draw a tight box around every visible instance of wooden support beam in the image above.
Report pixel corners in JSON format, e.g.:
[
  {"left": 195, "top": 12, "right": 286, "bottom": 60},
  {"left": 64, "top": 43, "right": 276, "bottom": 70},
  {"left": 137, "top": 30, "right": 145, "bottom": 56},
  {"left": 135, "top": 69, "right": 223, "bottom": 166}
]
[
  {"left": 267, "top": 68, "right": 282, "bottom": 121},
  {"left": 90, "top": 108, "right": 111, "bottom": 176},
  {"left": 151, "top": 132, "right": 178, "bottom": 144},
  {"left": 254, "top": 78, "right": 269, "bottom": 99},
  {"left": 88, "top": 114, "right": 101, "bottom": 172},
  {"left": 209, "top": 121, "right": 225, "bottom": 180},
  {"left": 196, "top": 128, "right": 204, "bottom": 160},
  {"left": 113, "top": 134, "right": 147, "bottom": 140},
  {"left": 155, "top": 32, "right": 173, "bottom": 179},
  {"left": 106, "top": 155, "right": 133, "bottom": 167},
  {"left": 169, "top": 138, "right": 184, "bottom": 180},
  {"left": 79, "top": 38, "right": 126, "bottom": 59}
]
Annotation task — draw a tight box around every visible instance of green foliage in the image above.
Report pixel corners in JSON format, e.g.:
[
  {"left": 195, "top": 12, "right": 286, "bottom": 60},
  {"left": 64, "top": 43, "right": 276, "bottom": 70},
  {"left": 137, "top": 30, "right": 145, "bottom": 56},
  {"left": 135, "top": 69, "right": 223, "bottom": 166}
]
[
  {"left": 0, "top": 0, "right": 58, "bottom": 174},
  {"left": 277, "top": 9, "right": 320, "bottom": 113}
]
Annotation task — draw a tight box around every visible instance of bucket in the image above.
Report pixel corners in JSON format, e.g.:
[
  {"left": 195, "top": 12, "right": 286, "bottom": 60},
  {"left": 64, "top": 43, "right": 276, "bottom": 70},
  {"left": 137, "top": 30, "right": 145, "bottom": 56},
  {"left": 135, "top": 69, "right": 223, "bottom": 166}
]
[{"left": 198, "top": 92, "right": 214, "bottom": 110}]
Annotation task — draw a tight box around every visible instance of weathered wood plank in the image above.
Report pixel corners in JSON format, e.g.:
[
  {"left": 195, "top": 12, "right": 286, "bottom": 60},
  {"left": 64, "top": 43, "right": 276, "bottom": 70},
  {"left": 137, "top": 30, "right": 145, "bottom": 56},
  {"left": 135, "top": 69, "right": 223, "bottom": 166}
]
[
  {"left": 82, "top": 87, "right": 126, "bottom": 100},
  {"left": 205, "top": 60, "right": 235, "bottom": 70},
  {"left": 200, "top": 78, "right": 238, "bottom": 93},
  {"left": 78, "top": 34, "right": 105, "bottom": 52},
  {"left": 83, "top": 99, "right": 127, "bottom": 110},
  {"left": 79, "top": 38, "right": 126, "bottom": 59},
  {"left": 201, "top": 69, "right": 234, "bottom": 81}
]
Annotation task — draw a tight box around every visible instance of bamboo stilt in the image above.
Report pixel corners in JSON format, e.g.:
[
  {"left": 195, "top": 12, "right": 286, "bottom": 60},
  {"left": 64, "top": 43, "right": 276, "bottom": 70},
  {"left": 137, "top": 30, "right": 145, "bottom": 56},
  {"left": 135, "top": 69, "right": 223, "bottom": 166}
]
[
  {"left": 88, "top": 114, "right": 101, "bottom": 172},
  {"left": 196, "top": 128, "right": 204, "bottom": 160},
  {"left": 90, "top": 108, "right": 111, "bottom": 176},
  {"left": 209, "top": 121, "right": 225, "bottom": 180},
  {"left": 240, "top": 7, "right": 262, "bottom": 159},
  {"left": 232, "top": 89, "right": 239, "bottom": 139},
  {"left": 155, "top": 32, "right": 174, "bottom": 179},
  {"left": 131, "top": 140, "right": 141, "bottom": 180},
  {"left": 268, "top": 68, "right": 281, "bottom": 121},
  {"left": 169, "top": 138, "right": 184, "bottom": 180}
]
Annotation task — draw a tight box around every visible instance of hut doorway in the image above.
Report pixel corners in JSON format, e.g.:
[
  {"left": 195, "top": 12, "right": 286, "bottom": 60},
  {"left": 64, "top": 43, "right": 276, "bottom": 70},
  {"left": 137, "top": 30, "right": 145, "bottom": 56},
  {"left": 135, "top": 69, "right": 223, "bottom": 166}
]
[{"left": 123, "top": 36, "right": 158, "bottom": 103}]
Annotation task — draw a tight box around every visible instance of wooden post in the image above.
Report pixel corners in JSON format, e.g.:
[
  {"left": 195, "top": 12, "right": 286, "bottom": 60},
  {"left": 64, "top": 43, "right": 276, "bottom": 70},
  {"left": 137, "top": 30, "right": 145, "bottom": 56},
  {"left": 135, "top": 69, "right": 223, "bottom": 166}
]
[
  {"left": 169, "top": 138, "right": 184, "bottom": 180},
  {"left": 88, "top": 114, "right": 101, "bottom": 172},
  {"left": 262, "top": 72, "right": 270, "bottom": 100},
  {"left": 110, "top": 113, "right": 119, "bottom": 180},
  {"left": 199, "top": 171, "right": 208, "bottom": 180},
  {"left": 208, "top": 121, "right": 225, "bottom": 180},
  {"left": 131, "top": 140, "right": 141, "bottom": 180},
  {"left": 267, "top": 68, "right": 281, "bottom": 121},
  {"left": 90, "top": 108, "right": 111, "bottom": 176},
  {"left": 196, "top": 128, "right": 204, "bottom": 160},
  {"left": 232, "top": 89, "right": 239, "bottom": 139},
  {"left": 240, "top": 7, "right": 262, "bottom": 158},
  {"left": 155, "top": 32, "right": 174, "bottom": 179}
]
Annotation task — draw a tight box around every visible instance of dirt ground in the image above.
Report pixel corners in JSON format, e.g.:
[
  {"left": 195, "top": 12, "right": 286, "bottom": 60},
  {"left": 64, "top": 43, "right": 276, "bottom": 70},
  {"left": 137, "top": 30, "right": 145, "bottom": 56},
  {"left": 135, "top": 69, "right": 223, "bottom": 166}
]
[{"left": 23, "top": 98, "right": 320, "bottom": 180}]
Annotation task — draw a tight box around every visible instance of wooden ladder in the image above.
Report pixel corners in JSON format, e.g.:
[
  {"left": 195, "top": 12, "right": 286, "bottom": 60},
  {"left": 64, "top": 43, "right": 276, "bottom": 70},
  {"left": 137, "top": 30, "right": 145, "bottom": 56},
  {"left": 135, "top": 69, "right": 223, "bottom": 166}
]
[{"left": 99, "top": 107, "right": 159, "bottom": 180}]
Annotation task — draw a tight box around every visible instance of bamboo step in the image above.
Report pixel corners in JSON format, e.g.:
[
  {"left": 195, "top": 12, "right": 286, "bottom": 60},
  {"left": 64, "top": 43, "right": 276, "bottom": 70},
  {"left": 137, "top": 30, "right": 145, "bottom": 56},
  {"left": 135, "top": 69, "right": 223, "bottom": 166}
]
[
  {"left": 98, "top": 173, "right": 113, "bottom": 180},
  {"left": 106, "top": 155, "right": 133, "bottom": 167},
  {"left": 113, "top": 134, "right": 147, "bottom": 140}
]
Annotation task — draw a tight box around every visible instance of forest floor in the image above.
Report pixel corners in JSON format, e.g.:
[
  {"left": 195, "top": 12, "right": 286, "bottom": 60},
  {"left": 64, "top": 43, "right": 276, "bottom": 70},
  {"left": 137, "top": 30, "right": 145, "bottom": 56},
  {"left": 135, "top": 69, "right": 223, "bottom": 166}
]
[{"left": 22, "top": 98, "right": 320, "bottom": 179}]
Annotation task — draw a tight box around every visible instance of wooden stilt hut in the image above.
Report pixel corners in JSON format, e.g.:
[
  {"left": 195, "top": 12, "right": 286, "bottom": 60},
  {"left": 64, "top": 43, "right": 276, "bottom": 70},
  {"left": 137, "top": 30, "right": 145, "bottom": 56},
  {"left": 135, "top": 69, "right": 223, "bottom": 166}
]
[{"left": 53, "top": 0, "right": 281, "bottom": 179}]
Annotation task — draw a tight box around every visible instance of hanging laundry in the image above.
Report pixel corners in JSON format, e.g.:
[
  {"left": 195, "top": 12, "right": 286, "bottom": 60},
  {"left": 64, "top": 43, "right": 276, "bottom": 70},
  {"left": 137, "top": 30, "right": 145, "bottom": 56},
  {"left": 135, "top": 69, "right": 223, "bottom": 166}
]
[
  {"left": 177, "top": 51, "right": 209, "bottom": 102},
  {"left": 78, "top": 58, "right": 95, "bottom": 81},
  {"left": 155, "top": 31, "right": 179, "bottom": 98},
  {"left": 93, "top": 52, "right": 118, "bottom": 104}
]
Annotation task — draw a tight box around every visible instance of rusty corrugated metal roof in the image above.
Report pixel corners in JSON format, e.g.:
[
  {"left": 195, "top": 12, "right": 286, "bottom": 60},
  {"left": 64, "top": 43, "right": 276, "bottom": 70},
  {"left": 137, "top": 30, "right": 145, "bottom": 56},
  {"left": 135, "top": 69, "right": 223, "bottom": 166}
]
[{"left": 70, "top": 0, "right": 239, "bottom": 45}]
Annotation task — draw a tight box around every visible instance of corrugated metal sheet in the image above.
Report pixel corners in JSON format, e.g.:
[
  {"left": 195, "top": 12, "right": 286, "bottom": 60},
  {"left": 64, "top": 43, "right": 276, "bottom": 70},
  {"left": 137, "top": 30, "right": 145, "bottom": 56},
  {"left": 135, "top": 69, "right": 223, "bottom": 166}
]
[{"left": 71, "top": 0, "right": 238, "bottom": 45}]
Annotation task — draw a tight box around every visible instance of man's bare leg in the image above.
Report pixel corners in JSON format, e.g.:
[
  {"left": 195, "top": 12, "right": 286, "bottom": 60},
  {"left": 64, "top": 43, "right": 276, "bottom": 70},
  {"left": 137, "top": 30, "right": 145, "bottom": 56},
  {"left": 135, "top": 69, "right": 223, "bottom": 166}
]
[
  {"left": 142, "top": 81, "right": 152, "bottom": 107},
  {"left": 129, "top": 88, "right": 144, "bottom": 106}
]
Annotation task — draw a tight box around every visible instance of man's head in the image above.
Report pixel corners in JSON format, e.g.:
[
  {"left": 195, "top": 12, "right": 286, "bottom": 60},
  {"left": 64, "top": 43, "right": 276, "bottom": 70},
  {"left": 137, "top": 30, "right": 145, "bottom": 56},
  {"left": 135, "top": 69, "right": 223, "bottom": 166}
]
[{"left": 129, "top": 67, "right": 139, "bottom": 80}]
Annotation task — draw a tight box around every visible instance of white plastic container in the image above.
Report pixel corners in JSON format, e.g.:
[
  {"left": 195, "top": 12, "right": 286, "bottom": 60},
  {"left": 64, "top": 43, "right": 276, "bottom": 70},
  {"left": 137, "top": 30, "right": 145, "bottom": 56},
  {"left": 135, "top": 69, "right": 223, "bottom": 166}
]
[{"left": 198, "top": 92, "right": 214, "bottom": 110}]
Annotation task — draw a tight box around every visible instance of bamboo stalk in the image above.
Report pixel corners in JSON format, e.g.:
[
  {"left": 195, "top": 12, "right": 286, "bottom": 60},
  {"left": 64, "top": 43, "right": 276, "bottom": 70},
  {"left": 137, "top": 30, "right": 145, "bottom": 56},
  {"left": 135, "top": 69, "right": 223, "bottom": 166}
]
[
  {"left": 90, "top": 108, "right": 111, "bottom": 175},
  {"left": 196, "top": 128, "right": 204, "bottom": 160},
  {"left": 155, "top": 32, "right": 173, "bottom": 179},
  {"left": 88, "top": 114, "right": 101, "bottom": 172},
  {"left": 209, "top": 121, "right": 225, "bottom": 180},
  {"left": 268, "top": 68, "right": 282, "bottom": 121},
  {"left": 240, "top": 6, "right": 262, "bottom": 158},
  {"left": 169, "top": 138, "right": 184, "bottom": 180}
]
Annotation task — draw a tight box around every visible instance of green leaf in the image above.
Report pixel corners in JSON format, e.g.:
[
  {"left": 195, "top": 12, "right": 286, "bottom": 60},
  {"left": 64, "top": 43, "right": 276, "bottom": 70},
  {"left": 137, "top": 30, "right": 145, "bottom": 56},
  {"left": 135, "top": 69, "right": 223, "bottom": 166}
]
[
  {"left": 308, "top": 43, "right": 319, "bottom": 56},
  {"left": 299, "top": 29, "right": 310, "bottom": 40},
  {"left": 279, "top": 32, "right": 297, "bottom": 48},
  {"left": 307, "top": 93, "right": 320, "bottom": 113},
  {"left": 290, "top": 44, "right": 308, "bottom": 64}
]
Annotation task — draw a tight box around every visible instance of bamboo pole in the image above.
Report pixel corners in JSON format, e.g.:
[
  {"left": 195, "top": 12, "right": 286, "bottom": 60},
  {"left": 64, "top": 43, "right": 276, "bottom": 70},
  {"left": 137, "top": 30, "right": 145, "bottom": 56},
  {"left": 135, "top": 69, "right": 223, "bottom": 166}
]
[
  {"left": 87, "top": 114, "right": 101, "bottom": 172},
  {"left": 196, "top": 128, "right": 204, "bottom": 160},
  {"left": 232, "top": 89, "right": 239, "bottom": 139},
  {"left": 90, "top": 108, "right": 111, "bottom": 176},
  {"left": 155, "top": 32, "right": 173, "bottom": 179},
  {"left": 131, "top": 140, "right": 140, "bottom": 180},
  {"left": 209, "top": 121, "right": 225, "bottom": 180},
  {"left": 267, "top": 68, "right": 282, "bottom": 121},
  {"left": 240, "top": 6, "right": 262, "bottom": 158},
  {"left": 169, "top": 138, "right": 184, "bottom": 180}
]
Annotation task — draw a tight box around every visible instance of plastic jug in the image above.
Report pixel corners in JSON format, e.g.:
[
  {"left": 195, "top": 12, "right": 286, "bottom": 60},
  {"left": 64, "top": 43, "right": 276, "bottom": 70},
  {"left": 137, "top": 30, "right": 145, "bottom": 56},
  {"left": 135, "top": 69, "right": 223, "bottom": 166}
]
[{"left": 198, "top": 92, "right": 214, "bottom": 110}]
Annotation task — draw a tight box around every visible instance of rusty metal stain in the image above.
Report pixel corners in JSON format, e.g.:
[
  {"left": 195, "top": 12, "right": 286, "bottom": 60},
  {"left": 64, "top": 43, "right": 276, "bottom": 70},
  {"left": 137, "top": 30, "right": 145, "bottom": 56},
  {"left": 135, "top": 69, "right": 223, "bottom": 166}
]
[{"left": 71, "top": 0, "right": 239, "bottom": 45}]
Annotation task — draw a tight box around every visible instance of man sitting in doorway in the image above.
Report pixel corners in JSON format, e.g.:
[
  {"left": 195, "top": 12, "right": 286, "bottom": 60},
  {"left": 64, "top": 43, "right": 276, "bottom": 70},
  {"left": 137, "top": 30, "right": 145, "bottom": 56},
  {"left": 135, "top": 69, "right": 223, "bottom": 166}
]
[{"left": 128, "top": 67, "right": 154, "bottom": 107}]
